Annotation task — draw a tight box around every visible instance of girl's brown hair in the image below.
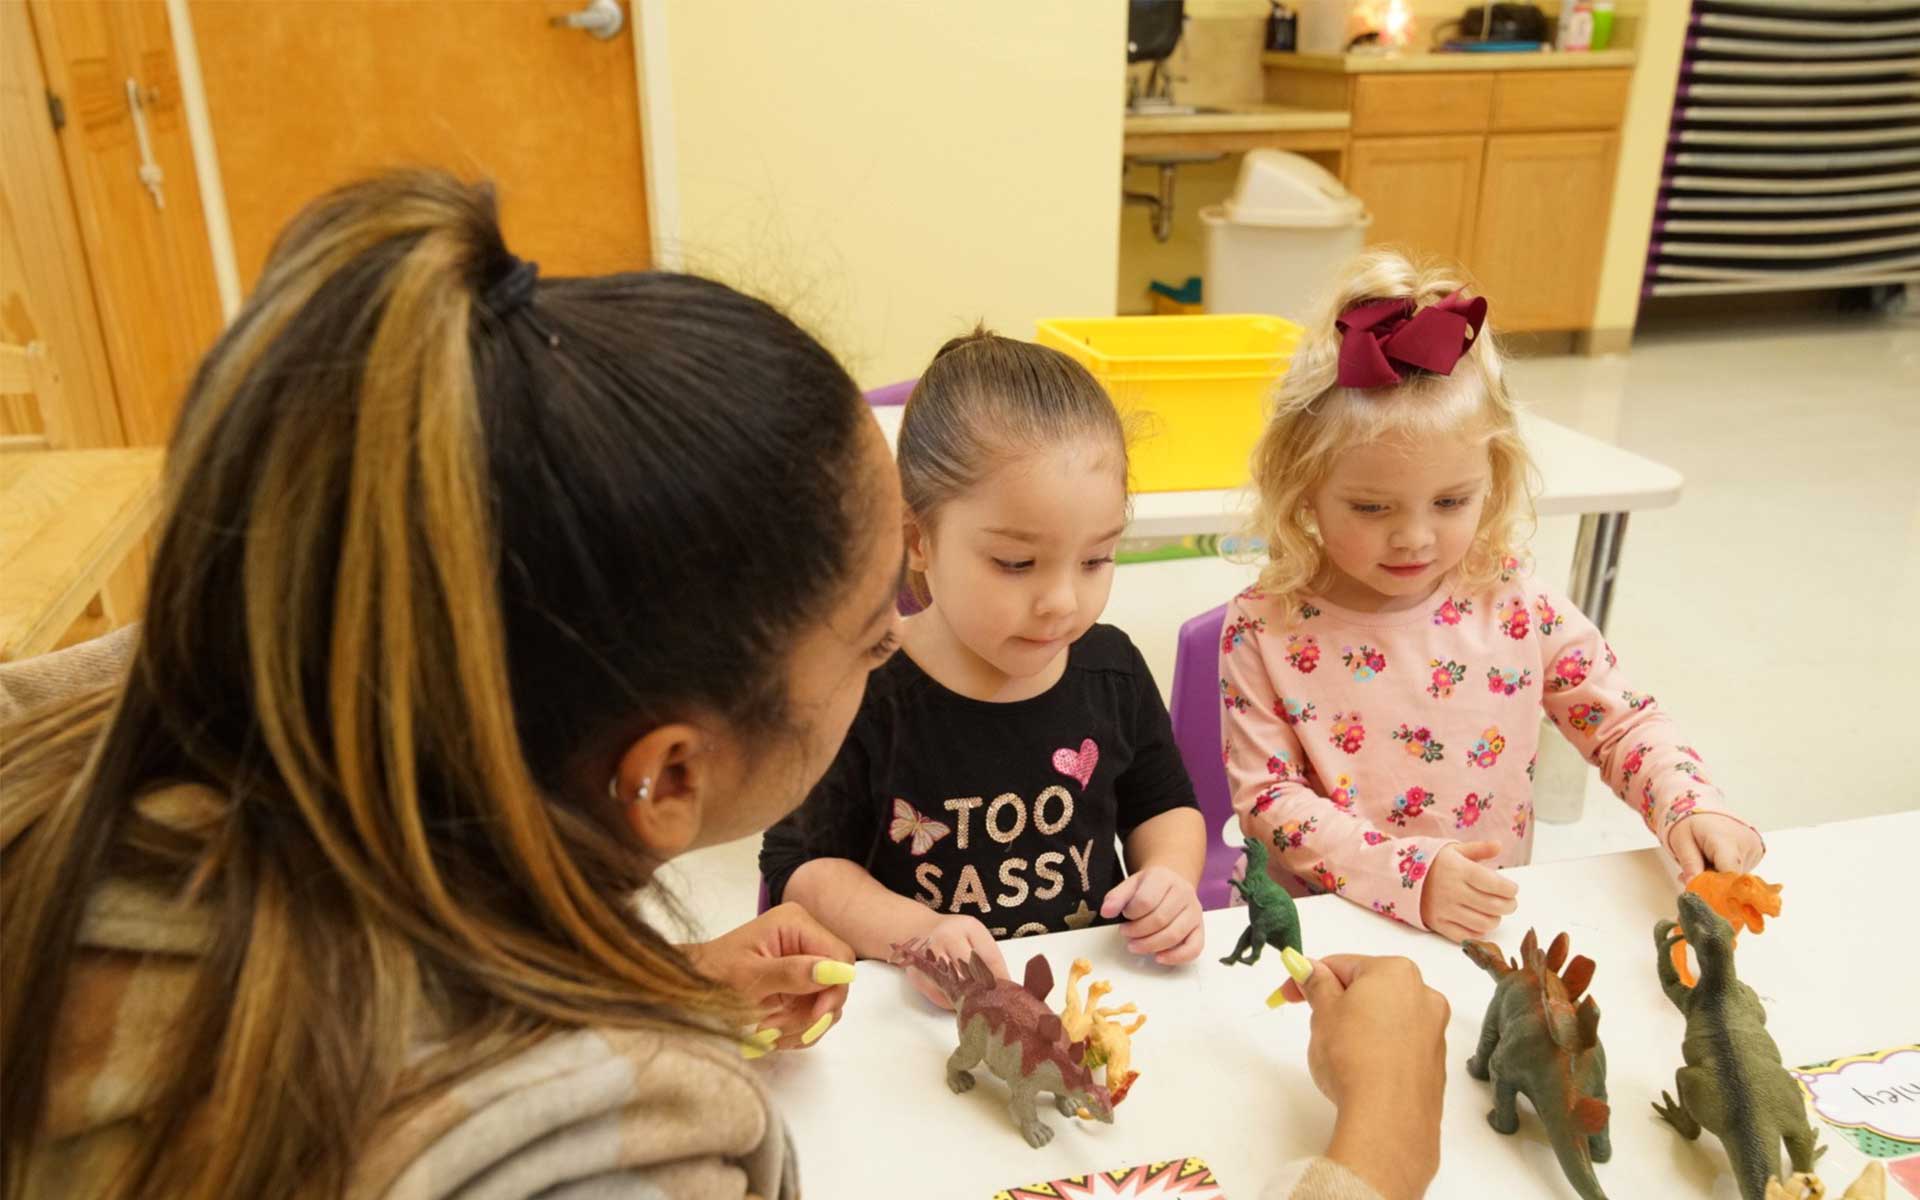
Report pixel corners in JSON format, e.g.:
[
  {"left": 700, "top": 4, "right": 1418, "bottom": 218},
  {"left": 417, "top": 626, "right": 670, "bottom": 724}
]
[
  {"left": 1, "top": 172, "right": 871, "bottom": 1198},
  {"left": 1246, "top": 248, "right": 1538, "bottom": 619},
  {"left": 897, "top": 327, "right": 1126, "bottom": 602}
]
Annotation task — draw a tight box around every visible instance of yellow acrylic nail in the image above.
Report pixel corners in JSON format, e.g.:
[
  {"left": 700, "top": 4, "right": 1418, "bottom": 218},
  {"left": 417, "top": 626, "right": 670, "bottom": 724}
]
[
  {"left": 748, "top": 1027, "right": 781, "bottom": 1048},
  {"left": 739, "top": 1041, "right": 769, "bottom": 1060},
  {"left": 813, "top": 960, "right": 857, "bottom": 986},
  {"left": 1281, "top": 947, "right": 1314, "bottom": 984},
  {"left": 800, "top": 1013, "right": 834, "bottom": 1046},
  {"left": 1266, "top": 983, "right": 1292, "bottom": 1009}
]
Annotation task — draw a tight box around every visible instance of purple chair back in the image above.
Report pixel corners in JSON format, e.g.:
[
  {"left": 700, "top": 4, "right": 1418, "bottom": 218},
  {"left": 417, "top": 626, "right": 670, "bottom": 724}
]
[
  {"left": 1169, "top": 603, "right": 1240, "bottom": 910},
  {"left": 864, "top": 379, "right": 916, "bottom": 406}
]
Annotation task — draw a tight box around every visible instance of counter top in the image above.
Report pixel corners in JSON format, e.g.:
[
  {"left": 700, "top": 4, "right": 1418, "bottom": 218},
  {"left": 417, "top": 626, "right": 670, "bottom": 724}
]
[
  {"left": 1123, "top": 102, "right": 1350, "bottom": 137},
  {"left": 1264, "top": 48, "right": 1638, "bottom": 73}
]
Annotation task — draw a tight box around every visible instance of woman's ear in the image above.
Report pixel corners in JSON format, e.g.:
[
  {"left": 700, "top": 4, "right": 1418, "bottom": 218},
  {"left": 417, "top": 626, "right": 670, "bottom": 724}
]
[{"left": 610, "top": 724, "right": 710, "bottom": 861}]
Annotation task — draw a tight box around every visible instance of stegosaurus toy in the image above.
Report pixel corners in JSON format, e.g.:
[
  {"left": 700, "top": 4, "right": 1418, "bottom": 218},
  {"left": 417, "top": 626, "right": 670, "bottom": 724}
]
[
  {"left": 1654, "top": 892, "right": 1823, "bottom": 1200},
  {"left": 890, "top": 940, "right": 1115, "bottom": 1148},
  {"left": 1462, "top": 929, "right": 1613, "bottom": 1200}
]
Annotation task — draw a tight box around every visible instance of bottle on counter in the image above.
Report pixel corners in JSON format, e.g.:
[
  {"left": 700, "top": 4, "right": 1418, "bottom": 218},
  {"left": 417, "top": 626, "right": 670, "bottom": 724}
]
[
  {"left": 1590, "top": 1, "right": 1615, "bottom": 51},
  {"left": 1556, "top": 0, "right": 1594, "bottom": 52}
]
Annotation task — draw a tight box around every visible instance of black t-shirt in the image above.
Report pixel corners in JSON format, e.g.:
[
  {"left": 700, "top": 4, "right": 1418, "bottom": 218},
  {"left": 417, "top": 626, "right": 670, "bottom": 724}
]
[{"left": 760, "top": 623, "right": 1198, "bottom": 939}]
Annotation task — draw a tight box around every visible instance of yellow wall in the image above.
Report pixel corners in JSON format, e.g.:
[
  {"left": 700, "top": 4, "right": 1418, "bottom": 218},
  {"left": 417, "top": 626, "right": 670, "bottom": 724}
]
[
  {"left": 1591, "top": 0, "right": 1688, "bottom": 344},
  {"left": 662, "top": 2, "right": 1126, "bottom": 389}
]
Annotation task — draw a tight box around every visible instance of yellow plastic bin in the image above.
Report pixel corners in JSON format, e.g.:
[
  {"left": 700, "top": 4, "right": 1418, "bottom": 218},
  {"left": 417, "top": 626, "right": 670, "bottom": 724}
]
[{"left": 1036, "top": 314, "right": 1301, "bottom": 493}]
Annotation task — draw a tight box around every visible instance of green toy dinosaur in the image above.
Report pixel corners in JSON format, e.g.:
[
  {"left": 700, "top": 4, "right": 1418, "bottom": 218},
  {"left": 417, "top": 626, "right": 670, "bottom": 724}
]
[
  {"left": 1462, "top": 928, "right": 1612, "bottom": 1200},
  {"left": 890, "top": 940, "right": 1115, "bottom": 1149},
  {"left": 1219, "top": 837, "right": 1303, "bottom": 966},
  {"left": 1654, "top": 891, "right": 1823, "bottom": 1200}
]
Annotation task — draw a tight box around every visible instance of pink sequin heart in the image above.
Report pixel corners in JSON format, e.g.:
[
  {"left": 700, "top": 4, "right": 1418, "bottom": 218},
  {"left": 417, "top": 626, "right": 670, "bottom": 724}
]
[{"left": 1052, "top": 738, "right": 1099, "bottom": 789}]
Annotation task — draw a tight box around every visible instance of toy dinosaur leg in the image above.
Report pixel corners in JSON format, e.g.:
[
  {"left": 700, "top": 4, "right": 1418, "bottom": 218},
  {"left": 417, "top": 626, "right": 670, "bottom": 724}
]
[
  {"left": 1009, "top": 1082, "right": 1055, "bottom": 1149},
  {"left": 946, "top": 1024, "right": 985, "bottom": 1094},
  {"left": 1487, "top": 1076, "right": 1522, "bottom": 1136},
  {"left": 1653, "top": 1067, "right": 1710, "bottom": 1141},
  {"left": 1587, "top": 1052, "right": 1613, "bottom": 1164},
  {"left": 1778, "top": 1075, "right": 1824, "bottom": 1175},
  {"left": 1055, "top": 1091, "right": 1079, "bottom": 1117},
  {"left": 1219, "top": 927, "right": 1255, "bottom": 966},
  {"left": 1465, "top": 1002, "right": 1502, "bottom": 1082},
  {"left": 1654, "top": 921, "right": 1691, "bottom": 1011}
]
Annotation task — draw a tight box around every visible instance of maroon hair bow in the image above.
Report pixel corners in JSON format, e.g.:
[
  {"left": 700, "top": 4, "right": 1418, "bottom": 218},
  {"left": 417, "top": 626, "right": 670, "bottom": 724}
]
[{"left": 1335, "top": 290, "right": 1489, "bottom": 390}]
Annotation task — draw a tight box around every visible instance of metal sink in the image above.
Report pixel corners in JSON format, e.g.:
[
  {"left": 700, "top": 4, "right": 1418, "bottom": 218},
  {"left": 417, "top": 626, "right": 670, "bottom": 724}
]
[{"left": 1126, "top": 101, "right": 1228, "bottom": 117}]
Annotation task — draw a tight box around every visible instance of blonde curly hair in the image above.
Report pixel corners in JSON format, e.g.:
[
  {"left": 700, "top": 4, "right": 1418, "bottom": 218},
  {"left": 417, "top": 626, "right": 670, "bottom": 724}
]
[{"left": 1246, "top": 248, "right": 1538, "bottom": 621}]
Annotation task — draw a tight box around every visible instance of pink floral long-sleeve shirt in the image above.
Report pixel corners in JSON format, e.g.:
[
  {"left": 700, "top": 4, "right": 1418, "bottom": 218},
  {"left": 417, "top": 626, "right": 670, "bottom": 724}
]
[{"left": 1219, "top": 569, "right": 1749, "bottom": 931}]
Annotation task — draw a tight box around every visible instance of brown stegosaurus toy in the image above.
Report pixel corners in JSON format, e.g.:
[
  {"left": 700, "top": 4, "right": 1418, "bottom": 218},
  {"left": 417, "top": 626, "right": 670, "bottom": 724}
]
[
  {"left": 890, "top": 940, "right": 1115, "bottom": 1148},
  {"left": 1463, "top": 929, "right": 1612, "bottom": 1200}
]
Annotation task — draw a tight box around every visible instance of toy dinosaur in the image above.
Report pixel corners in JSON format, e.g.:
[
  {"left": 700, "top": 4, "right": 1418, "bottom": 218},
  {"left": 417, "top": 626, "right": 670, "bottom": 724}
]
[
  {"left": 1462, "top": 929, "right": 1612, "bottom": 1200},
  {"left": 1654, "top": 892, "right": 1822, "bottom": 1200},
  {"left": 1670, "top": 870, "right": 1783, "bottom": 987},
  {"left": 889, "top": 940, "right": 1115, "bottom": 1148},
  {"left": 1220, "top": 836, "right": 1303, "bottom": 966},
  {"left": 1061, "top": 957, "right": 1146, "bottom": 1105},
  {"left": 1766, "top": 1161, "right": 1887, "bottom": 1200}
]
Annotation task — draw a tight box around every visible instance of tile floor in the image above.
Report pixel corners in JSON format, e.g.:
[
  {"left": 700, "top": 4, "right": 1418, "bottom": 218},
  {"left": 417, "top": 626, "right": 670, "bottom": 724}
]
[{"left": 651, "top": 309, "right": 1920, "bottom": 941}]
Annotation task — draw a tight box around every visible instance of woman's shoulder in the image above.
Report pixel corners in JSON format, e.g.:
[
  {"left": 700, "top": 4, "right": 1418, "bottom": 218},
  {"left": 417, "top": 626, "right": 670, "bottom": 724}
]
[{"left": 360, "top": 1023, "right": 790, "bottom": 1198}]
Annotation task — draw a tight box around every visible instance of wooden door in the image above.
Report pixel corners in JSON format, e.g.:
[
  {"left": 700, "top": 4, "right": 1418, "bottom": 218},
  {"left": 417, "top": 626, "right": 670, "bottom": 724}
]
[
  {"left": 1, "top": 1, "right": 124, "bottom": 450},
  {"left": 1471, "top": 132, "right": 1619, "bottom": 333},
  {"left": 1348, "top": 135, "right": 1486, "bottom": 267},
  {"left": 30, "top": 0, "right": 225, "bottom": 447},
  {"left": 189, "top": 0, "right": 651, "bottom": 291}
]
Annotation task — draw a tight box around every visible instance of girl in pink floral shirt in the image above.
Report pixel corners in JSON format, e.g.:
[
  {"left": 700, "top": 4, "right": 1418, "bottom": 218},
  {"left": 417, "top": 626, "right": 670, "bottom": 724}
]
[{"left": 1220, "top": 250, "right": 1764, "bottom": 943}]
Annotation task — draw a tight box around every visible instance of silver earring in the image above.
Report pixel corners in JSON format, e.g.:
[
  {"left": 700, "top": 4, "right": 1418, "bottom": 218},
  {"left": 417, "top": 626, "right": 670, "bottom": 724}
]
[{"left": 607, "top": 775, "right": 653, "bottom": 804}]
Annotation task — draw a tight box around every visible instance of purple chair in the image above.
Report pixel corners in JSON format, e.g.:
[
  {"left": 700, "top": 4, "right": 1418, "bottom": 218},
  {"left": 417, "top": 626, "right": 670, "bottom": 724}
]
[
  {"left": 1169, "top": 603, "right": 1241, "bottom": 910},
  {"left": 864, "top": 379, "right": 916, "bottom": 406}
]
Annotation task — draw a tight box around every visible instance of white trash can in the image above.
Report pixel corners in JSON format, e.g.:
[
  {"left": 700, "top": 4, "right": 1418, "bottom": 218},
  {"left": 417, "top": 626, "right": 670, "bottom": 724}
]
[{"left": 1201, "top": 150, "right": 1371, "bottom": 325}]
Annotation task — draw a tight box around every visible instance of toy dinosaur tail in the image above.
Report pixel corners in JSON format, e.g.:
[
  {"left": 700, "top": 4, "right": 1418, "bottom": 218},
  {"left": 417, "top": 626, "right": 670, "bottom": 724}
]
[
  {"left": 888, "top": 938, "right": 978, "bottom": 1007},
  {"left": 1546, "top": 1115, "right": 1612, "bottom": 1200}
]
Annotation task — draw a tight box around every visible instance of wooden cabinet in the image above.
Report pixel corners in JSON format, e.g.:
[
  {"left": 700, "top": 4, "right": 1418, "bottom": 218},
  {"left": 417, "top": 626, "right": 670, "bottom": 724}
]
[
  {"left": 1347, "top": 135, "right": 1485, "bottom": 264},
  {"left": 1472, "top": 132, "right": 1619, "bottom": 332},
  {"left": 1265, "top": 58, "right": 1633, "bottom": 335}
]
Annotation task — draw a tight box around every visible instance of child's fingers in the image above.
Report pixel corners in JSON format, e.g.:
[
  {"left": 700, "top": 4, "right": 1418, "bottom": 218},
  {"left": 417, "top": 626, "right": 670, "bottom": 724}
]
[
  {"left": 1098, "top": 873, "right": 1145, "bottom": 920},
  {"left": 1466, "top": 880, "right": 1519, "bottom": 915},
  {"left": 1154, "top": 924, "right": 1205, "bottom": 966},
  {"left": 1119, "top": 886, "right": 1186, "bottom": 939},
  {"left": 1671, "top": 828, "right": 1706, "bottom": 883},
  {"left": 1466, "top": 862, "right": 1518, "bottom": 901},
  {"left": 1127, "top": 905, "right": 1200, "bottom": 957}
]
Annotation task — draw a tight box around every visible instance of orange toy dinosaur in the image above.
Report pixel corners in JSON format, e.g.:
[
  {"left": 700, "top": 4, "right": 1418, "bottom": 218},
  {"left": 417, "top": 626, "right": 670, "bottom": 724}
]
[{"left": 1671, "top": 871, "right": 1783, "bottom": 987}]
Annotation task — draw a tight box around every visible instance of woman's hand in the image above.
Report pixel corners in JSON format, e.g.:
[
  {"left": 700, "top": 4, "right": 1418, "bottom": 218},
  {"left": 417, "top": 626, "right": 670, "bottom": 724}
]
[
  {"left": 1101, "top": 865, "right": 1205, "bottom": 965},
  {"left": 1668, "top": 813, "right": 1765, "bottom": 883},
  {"left": 1419, "top": 840, "right": 1518, "bottom": 942},
  {"left": 684, "top": 903, "right": 857, "bottom": 1054},
  {"left": 1272, "top": 953, "right": 1449, "bottom": 1200}
]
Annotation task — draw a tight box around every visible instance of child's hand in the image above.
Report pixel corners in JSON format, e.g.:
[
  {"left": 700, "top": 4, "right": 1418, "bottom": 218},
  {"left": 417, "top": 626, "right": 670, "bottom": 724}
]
[
  {"left": 910, "top": 915, "right": 1007, "bottom": 1010},
  {"left": 1101, "top": 866, "right": 1205, "bottom": 965},
  {"left": 1418, "top": 841, "right": 1518, "bottom": 943},
  {"left": 1669, "top": 813, "right": 1765, "bottom": 883}
]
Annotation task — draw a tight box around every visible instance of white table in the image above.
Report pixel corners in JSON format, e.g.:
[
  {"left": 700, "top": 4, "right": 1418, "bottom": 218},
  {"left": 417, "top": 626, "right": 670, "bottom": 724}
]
[
  {"left": 761, "top": 811, "right": 1919, "bottom": 1199},
  {"left": 869, "top": 406, "right": 1682, "bottom": 633}
]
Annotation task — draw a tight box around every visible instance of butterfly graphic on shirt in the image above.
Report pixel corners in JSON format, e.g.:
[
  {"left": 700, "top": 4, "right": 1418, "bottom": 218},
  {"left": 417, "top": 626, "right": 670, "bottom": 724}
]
[{"left": 888, "top": 798, "right": 953, "bottom": 856}]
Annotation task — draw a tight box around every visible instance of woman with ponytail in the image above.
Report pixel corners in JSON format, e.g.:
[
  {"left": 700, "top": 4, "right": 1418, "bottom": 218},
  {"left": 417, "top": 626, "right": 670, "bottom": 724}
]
[{"left": 0, "top": 171, "right": 906, "bottom": 1200}]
